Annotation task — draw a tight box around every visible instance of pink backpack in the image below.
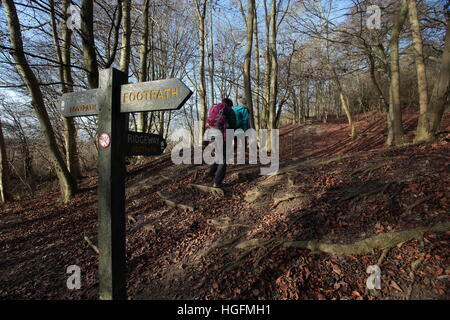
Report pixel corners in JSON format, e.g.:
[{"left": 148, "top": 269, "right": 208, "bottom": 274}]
[{"left": 206, "top": 103, "right": 227, "bottom": 130}]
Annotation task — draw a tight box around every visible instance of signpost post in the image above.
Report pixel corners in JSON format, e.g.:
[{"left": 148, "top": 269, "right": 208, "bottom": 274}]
[{"left": 60, "top": 68, "right": 192, "bottom": 300}]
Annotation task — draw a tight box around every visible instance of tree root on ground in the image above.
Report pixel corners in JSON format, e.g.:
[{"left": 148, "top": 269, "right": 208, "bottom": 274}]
[
  {"left": 402, "top": 195, "right": 434, "bottom": 215},
  {"left": 235, "top": 222, "right": 450, "bottom": 256},
  {"left": 351, "top": 160, "right": 392, "bottom": 177},
  {"left": 339, "top": 181, "right": 394, "bottom": 203},
  {"left": 406, "top": 256, "right": 424, "bottom": 300},
  {"left": 207, "top": 216, "right": 250, "bottom": 231},
  {"left": 218, "top": 222, "right": 449, "bottom": 274},
  {"left": 157, "top": 191, "right": 195, "bottom": 212},
  {"left": 83, "top": 235, "right": 99, "bottom": 255},
  {"left": 188, "top": 183, "right": 225, "bottom": 197},
  {"left": 219, "top": 247, "right": 259, "bottom": 273},
  {"left": 194, "top": 232, "right": 248, "bottom": 262},
  {"left": 272, "top": 193, "right": 307, "bottom": 208}
]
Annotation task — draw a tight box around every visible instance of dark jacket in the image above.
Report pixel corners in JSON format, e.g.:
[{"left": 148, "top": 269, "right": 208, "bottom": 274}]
[{"left": 224, "top": 106, "right": 236, "bottom": 130}]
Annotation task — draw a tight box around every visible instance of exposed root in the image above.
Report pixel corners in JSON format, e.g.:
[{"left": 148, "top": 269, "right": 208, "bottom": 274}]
[
  {"left": 377, "top": 247, "right": 391, "bottom": 265},
  {"left": 207, "top": 217, "right": 250, "bottom": 231},
  {"left": 83, "top": 235, "right": 99, "bottom": 255},
  {"left": 406, "top": 256, "right": 425, "bottom": 300},
  {"left": 351, "top": 160, "right": 392, "bottom": 176},
  {"left": 402, "top": 195, "right": 434, "bottom": 214},
  {"left": 339, "top": 181, "right": 394, "bottom": 202},
  {"left": 219, "top": 247, "right": 258, "bottom": 273},
  {"left": 157, "top": 191, "right": 195, "bottom": 212},
  {"left": 287, "top": 171, "right": 308, "bottom": 188},
  {"left": 244, "top": 187, "right": 268, "bottom": 203},
  {"left": 189, "top": 183, "right": 225, "bottom": 197},
  {"left": 272, "top": 193, "right": 306, "bottom": 208},
  {"left": 196, "top": 232, "right": 248, "bottom": 262},
  {"left": 235, "top": 222, "right": 450, "bottom": 256}
]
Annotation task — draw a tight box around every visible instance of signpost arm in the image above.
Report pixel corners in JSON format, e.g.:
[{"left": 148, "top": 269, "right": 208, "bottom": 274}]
[{"left": 97, "top": 68, "right": 127, "bottom": 300}]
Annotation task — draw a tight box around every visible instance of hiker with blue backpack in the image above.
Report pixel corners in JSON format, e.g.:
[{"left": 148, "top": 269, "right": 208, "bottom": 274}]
[
  {"left": 205, "top": 98, "right": 236, "bottom": 188},
  {"left": 233, "top": 96, "right": 251, "bottom": 133},
  {"left": 233, "top": 96, "right": 252, "bottom": 153}
]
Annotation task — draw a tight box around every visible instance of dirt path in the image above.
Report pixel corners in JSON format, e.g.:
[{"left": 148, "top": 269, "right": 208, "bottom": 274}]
[{"left": 1, "top": 111, "right": 449, "bottom": 300}]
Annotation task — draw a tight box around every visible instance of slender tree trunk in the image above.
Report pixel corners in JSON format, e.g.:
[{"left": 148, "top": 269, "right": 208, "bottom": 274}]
[
  {"left": 0, "top": 118, "right": 11, "bottom": 202},
  {"left": 241, "top": 0, "right": 255, "bottom": 128},
  {"left": 409, "top": 0, "right": 435, "bottom": 143},
  {"left": 262, "top": 0, "right": 271, "bottom": 130},
  {"left": 119, "top": 0, "right": 131, "bottom": 77},
  {"left": 387, "top": 0, "right": 408, "bottom": 146},
  {"left": 3, "top": 0, "right": 76, "bottom": 202},
  {"left": 81, "top": 0, "right": 99, "bottom": 88},
  {"left": 427, "top": 16, "right": 450, "bottom": 137},
  {"left": 253, "top": 6, "right": 261, "bottom": 131},
  {"left": 266, "top": 0, "right": 278, "bottom": 151},
  {"left": 51, "top": 0, "right": 81, "bottom": 178},
  {"left": 408, "top": 0, "right": 430, "bottom": 143},
  {"left": 327, "top": 63, "right": 356, "bottom": 139},
  {"left": 209, "top": 7, "right": 215, "bottom": 103},
  {"left": 138, "top": 0, "right": 150, "bottom": 133},
  {"left": 194, "top": 0, "right": 208, "bottom": 145}
]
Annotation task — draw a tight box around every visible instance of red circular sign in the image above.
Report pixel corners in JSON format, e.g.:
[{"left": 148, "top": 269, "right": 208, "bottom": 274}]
[{"left": 98, "top": 133, "right": 110, "bottom": 149}]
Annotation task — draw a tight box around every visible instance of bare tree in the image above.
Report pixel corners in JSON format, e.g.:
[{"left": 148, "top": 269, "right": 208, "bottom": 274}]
[
  {"left": 0, "top": 118, "right": 11, "bottom": 202},
  {"left": 193, "top": 0, "right": 208, "bottom": 143},
  {"left": 81, "top": 0, "right": 99, "bottom": 88},
  {"left": 408, "top": 0, "right": 430, "bottom": 143},
  {"left": 426, "top": 14, "right": 450, "bottom": 140},
  {"left": 138, "top": 0, "right": 150, "bottom": 133},
  {"left": 50, "top": 0, "right": 82, "bottom": 178},
  {"left": 238, "top": 0, "right": 256, "bottom": 127},
  {"left": 387, "top": 0, "right": 409, "bottom": 146},
  {"left": 2, "top": 0, "right": 76, "bottom": 202}
]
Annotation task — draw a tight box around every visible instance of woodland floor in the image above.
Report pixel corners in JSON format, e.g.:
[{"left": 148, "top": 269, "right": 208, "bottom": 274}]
[{"left": 0, "top": 108, "right": 449, "bottom": 300}]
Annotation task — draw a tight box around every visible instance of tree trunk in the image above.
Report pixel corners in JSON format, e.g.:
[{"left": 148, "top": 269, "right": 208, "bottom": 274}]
[
  {"left": 253, "top": 6, "right": 261, "bottom": 131},
  {"left": 266, "top": 0, "right": 279, "bottom": 151},
  {"left": 387, "top": 0, "right": 408, "bottom": 146},
  {"left": 241, "top": 0, "right": 255, "bottom": 128},
  {"left": 408, "top": 0, "right": 431, "bottom": 143},
  {"left": 138, "top": 0, "right": 150, "bottom": 133},
  {"left": 208, "top": 7, "right": 216, "bottom": 103},
  {"left": 327, "top": 63, "right": 356, "bottom": 139},
  {"left": 262, "top": 0, "right": 271, "bottom": 130},
  {"left": 81, "top": 0, "right": 99, "bottom": 88},
  {"left": 119, "top": 0, "right": 131, "bottom": 77},
  {"left": 194, "top": 0, "right": 207, "bottom": 145},
  {"left": 429, "top": 16, "right": 450, "bottom": 135},
  {"left": 3, "top": 0, "right": 76, "bottom": 202},
  {"left": 51, "top": 0, "right": 81, "bottom": 178},
  {"left": 414, "top": 10, "right": 450, "bottom": 142},
  {"left": 0, "top": 118, "right": 11, "bottom": 202}
]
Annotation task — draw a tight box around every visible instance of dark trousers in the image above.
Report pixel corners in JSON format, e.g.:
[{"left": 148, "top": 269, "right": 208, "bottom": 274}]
[{"left": 209, "top": 142, "right": 227, "bottom": 185}]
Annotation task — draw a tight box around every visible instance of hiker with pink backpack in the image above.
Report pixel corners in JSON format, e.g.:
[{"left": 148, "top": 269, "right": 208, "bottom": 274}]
[{"left": 205, "top": 98, "right": 236, "bottom": 188}]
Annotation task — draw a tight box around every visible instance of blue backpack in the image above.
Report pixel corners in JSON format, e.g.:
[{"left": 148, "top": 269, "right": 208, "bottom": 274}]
[{"left": 233, "top": 105, "right": 249, "bottom": 131}]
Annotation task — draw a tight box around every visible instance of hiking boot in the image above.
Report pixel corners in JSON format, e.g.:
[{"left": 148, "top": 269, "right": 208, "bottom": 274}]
[{"left": 213, "top": 183, "right": 223, "bottom": 188}]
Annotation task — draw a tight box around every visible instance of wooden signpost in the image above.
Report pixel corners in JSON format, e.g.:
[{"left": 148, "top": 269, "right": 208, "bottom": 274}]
[{"left": 61, "top": 68, "right": 192, "bottom": 300}]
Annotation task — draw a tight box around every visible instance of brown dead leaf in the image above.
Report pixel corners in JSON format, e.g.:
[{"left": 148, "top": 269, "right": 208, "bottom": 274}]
[
  {"left": 390, "top": 280, "right": 403, "bottom": 292},
  {"left": 332, "top": 264, "right": 342, "bottom": 276},
  {"left": 351, "top": 290, "right": 361, "bottom": 297}
]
